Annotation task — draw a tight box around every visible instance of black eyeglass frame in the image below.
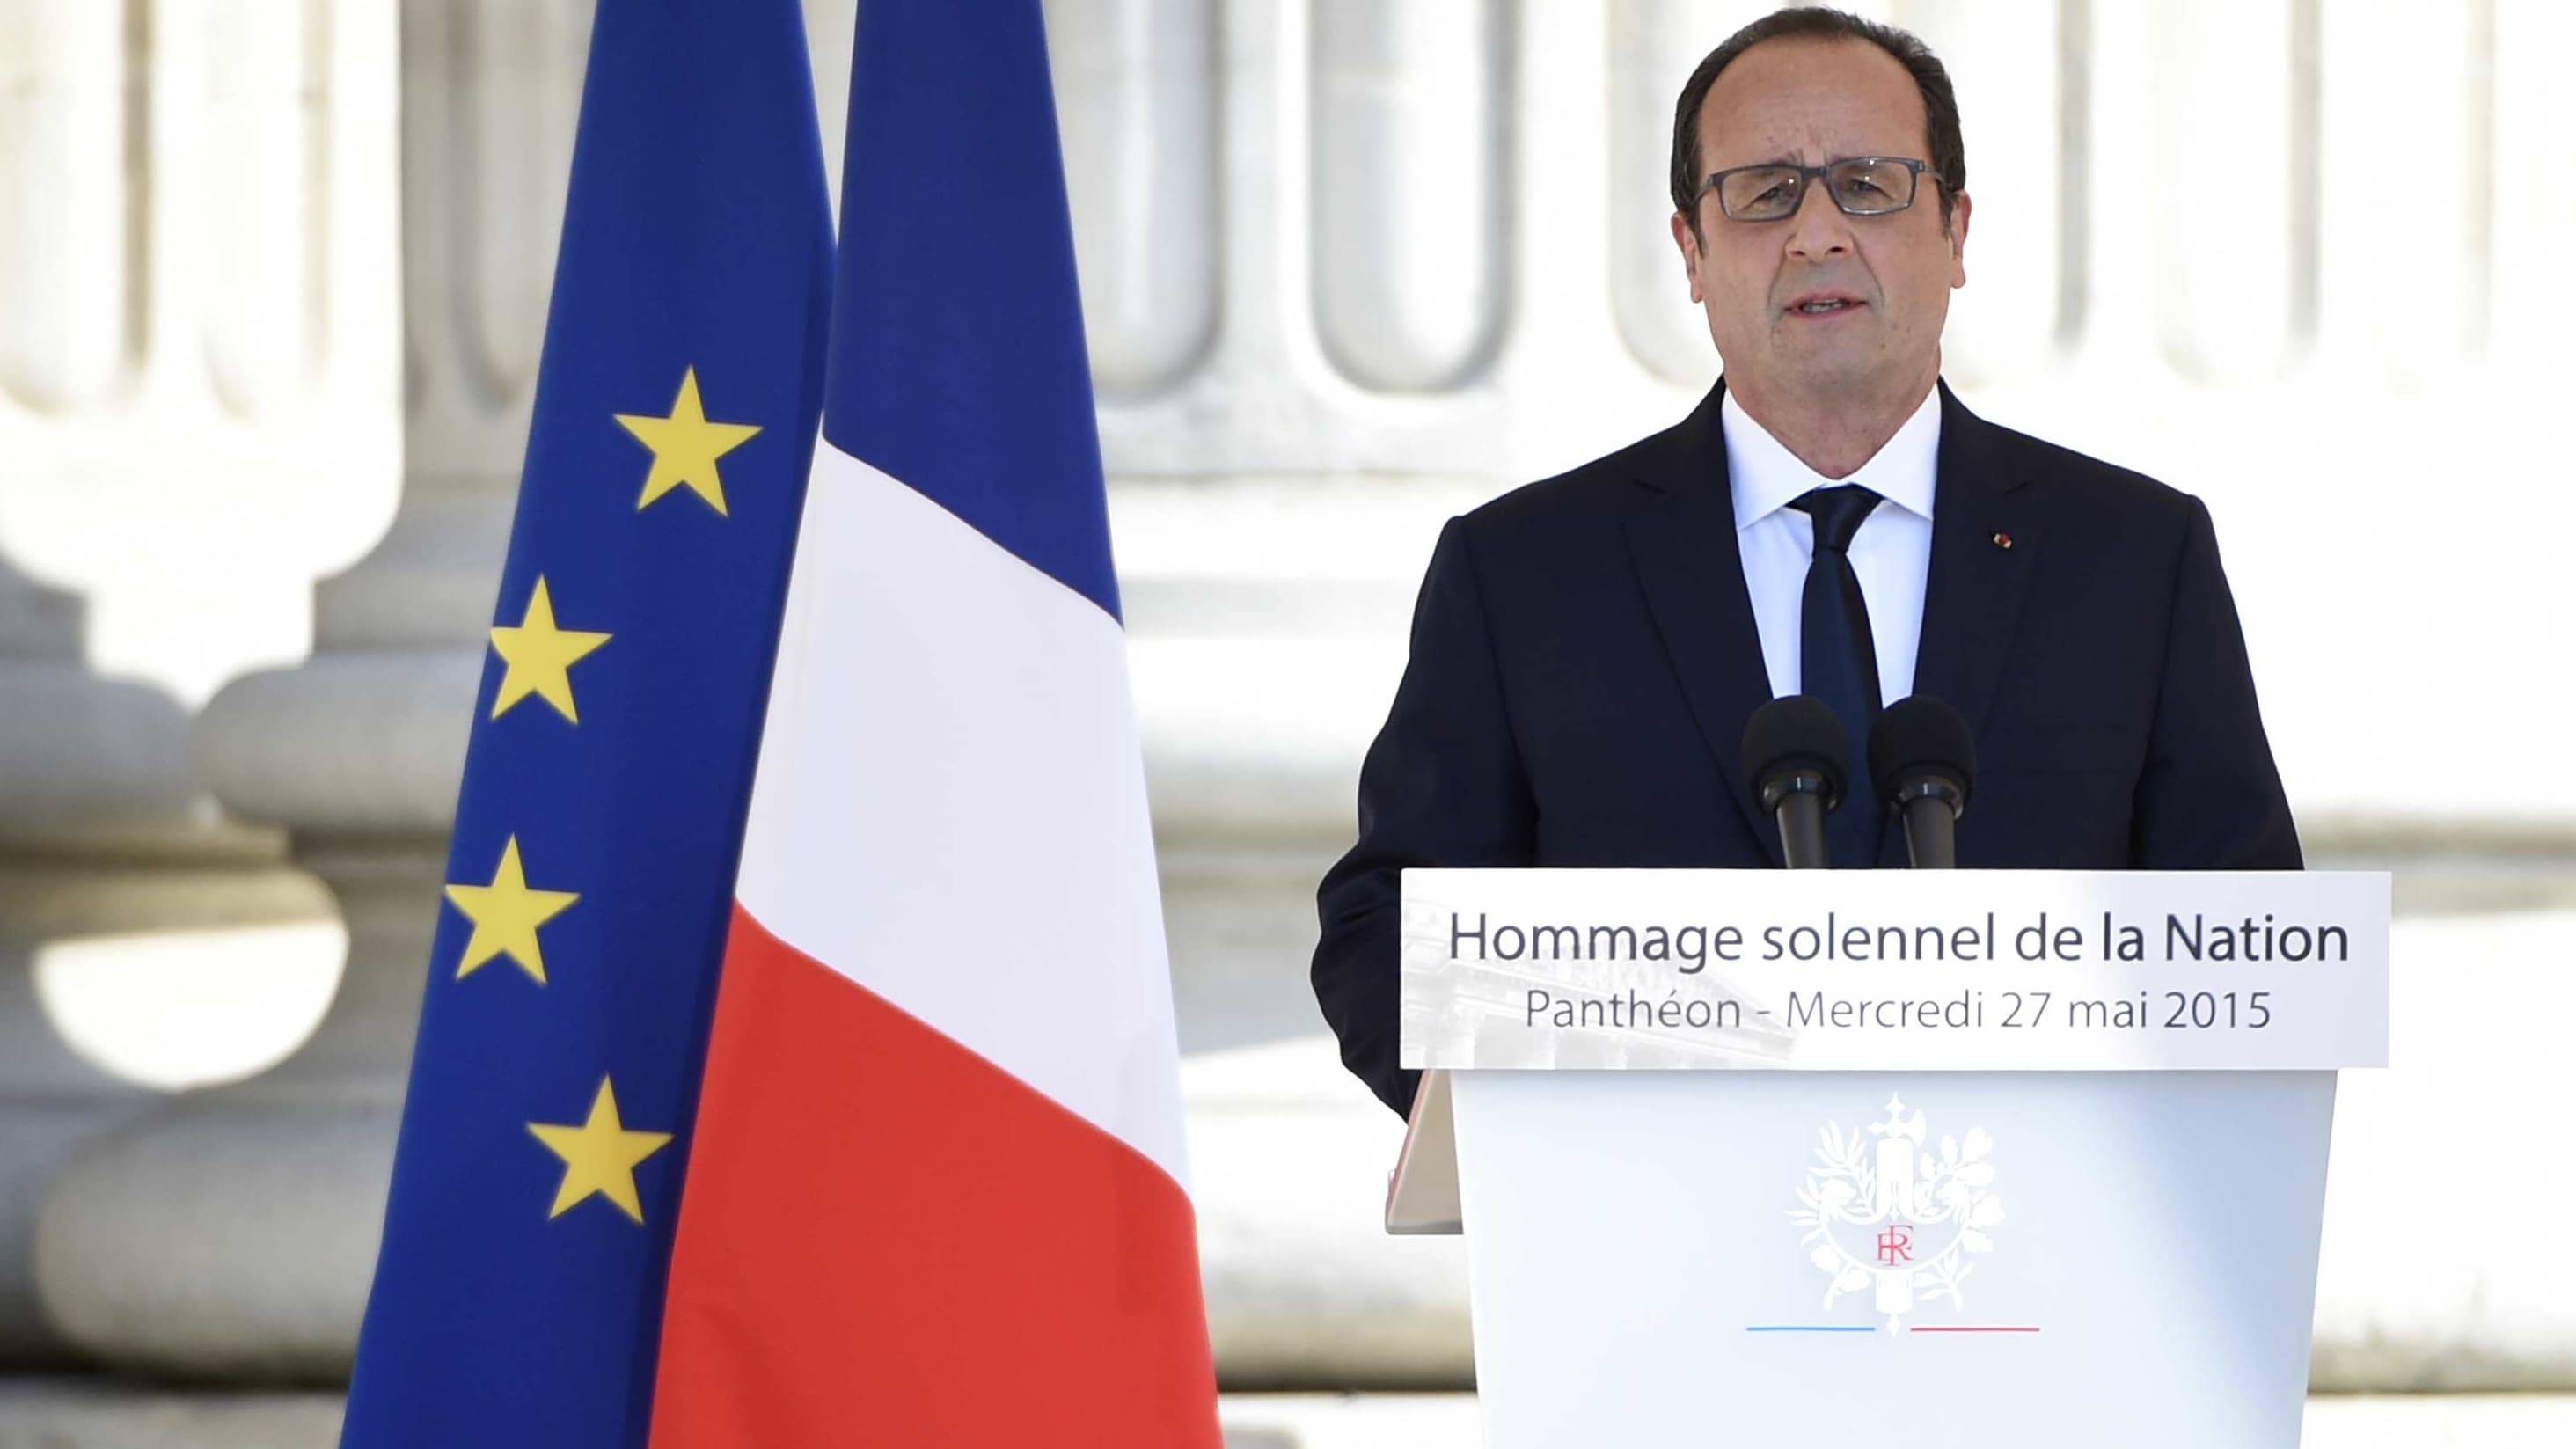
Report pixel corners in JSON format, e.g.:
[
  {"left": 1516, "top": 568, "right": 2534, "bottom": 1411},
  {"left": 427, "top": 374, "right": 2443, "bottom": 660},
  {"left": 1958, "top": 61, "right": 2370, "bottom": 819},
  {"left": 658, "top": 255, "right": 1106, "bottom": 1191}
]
[{"left": 1696, "top": 157, "right": 1936, "bottom": 222}]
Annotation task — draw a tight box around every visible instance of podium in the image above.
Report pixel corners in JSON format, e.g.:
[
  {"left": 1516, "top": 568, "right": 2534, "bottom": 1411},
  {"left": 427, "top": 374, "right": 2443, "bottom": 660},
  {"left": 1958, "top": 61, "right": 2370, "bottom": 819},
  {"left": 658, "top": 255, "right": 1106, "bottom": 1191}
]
[{"left": 1387, "top": 869, "right": 2389, "bottom": 1448}]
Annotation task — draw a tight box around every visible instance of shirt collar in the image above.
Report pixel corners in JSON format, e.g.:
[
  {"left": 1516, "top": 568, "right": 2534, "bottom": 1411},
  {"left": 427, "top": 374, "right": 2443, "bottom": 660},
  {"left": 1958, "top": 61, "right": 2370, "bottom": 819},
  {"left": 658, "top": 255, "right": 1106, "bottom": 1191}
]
[{"left": 1722, "top": 384, "right": 1943, "bottom": 531}]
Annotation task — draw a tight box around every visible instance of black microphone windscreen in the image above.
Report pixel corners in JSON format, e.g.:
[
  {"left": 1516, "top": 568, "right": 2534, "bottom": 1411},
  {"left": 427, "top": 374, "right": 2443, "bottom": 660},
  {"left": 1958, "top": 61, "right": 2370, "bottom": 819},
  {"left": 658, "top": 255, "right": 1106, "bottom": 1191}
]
[
  {"left": 1869, "top": 694, "right": 1977, "bottom": 809},
  {"left": 1740, "top": 696, "right": 1850, "bottom": 809}
]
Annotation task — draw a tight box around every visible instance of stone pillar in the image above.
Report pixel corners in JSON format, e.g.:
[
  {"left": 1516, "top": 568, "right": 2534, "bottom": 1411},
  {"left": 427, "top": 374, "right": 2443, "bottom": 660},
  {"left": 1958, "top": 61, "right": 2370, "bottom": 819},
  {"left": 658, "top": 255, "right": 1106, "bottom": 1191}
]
[
  {"left": 27, "top": 0, "right": 860, "bottom": 1380},
  {"left": 28, "top": 0, "right": 584, "bottom": 1378},
  {"left": 0, "top": 0, "right": 377, "bottom": 1369},
  {"left": 0, "top": 560, "right": 231, "bottom": 1365}
]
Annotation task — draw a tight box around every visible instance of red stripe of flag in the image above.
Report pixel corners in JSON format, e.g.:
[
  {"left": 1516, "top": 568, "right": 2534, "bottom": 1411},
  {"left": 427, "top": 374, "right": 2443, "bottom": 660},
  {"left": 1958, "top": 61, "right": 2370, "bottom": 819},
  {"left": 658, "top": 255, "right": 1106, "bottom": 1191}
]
[{"left": 649, "top": 906, "right": 1219, "bottom": 1446}]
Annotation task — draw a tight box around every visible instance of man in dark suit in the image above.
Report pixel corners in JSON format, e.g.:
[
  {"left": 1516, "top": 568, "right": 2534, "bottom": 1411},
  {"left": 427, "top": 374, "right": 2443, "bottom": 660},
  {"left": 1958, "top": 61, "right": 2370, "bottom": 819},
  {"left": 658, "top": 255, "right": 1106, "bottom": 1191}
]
[{"left": 1312, "top": 8, "right": 2299, "bottom": 1117}]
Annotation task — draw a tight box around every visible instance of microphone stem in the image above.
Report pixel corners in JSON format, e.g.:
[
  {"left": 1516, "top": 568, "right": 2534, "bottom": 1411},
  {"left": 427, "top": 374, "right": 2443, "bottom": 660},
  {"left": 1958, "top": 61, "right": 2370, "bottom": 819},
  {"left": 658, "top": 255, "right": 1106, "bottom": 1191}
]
[
  {"left": 1779, "top": 798, "right": 1830, "bottom": 870},
  {"left": 1900, "top": 794, "right": 1958, "bottom": 870},
  {"left": 1763, "top": 771, "right": 1836, "bottom": 870}
]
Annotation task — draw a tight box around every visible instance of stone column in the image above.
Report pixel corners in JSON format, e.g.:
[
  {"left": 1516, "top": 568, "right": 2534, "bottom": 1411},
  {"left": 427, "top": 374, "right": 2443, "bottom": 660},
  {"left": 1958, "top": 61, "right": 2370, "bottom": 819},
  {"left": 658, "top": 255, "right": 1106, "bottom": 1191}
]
[
  {"left": 0, "top": 559, "right": 297, "bottom": 1366},
  {"left": 29, "top": 0, "right": 586, "bottom": 1378},
  {"left": 28, "top": 0, "right": 861, "bottom": 1380},
  {"left": 0, "top": 0, "right": 376, "bottom": 1368}
]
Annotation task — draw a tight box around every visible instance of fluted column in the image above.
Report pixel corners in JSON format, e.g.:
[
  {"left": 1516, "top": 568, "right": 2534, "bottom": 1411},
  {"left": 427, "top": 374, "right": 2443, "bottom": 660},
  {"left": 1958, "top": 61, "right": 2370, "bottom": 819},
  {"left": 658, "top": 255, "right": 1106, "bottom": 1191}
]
[
  {"left": 0, "top": 0, "right": 370, "bottom": 1368},
  {"left": 28, "top": 0, "right": 860, "bottom": 1381},
  {"left": 0, "top": 560, "right": 188, "bottom": 1365},
  {"left": 29, "top": 0, "right": 581, "bottom": 1378}
]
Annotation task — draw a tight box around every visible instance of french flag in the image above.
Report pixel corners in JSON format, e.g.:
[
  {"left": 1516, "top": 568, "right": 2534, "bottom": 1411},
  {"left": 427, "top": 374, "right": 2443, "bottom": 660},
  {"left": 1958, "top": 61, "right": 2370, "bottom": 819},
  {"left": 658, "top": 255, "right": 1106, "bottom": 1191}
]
[{"left": 648, "top": 4, "right": 1222, "bottom": 1443}]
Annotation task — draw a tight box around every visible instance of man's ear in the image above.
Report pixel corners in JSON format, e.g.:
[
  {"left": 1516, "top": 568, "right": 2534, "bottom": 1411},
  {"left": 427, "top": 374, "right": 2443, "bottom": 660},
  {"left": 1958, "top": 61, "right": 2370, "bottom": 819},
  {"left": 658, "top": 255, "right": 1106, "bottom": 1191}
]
[
  {"left": 1947, "top": 190, "right": 1972, "bottom": 288},
  {"left": 1670, "top": 210, "right": 1706, "bottom": 304}
]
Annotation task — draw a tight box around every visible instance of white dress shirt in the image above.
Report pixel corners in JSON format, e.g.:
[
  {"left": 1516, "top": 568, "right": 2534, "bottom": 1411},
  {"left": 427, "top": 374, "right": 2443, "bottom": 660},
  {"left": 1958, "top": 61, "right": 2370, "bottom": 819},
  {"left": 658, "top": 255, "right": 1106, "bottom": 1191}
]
[{"left": 1723, "top": 386, "right": 1942, "bottom": 706}]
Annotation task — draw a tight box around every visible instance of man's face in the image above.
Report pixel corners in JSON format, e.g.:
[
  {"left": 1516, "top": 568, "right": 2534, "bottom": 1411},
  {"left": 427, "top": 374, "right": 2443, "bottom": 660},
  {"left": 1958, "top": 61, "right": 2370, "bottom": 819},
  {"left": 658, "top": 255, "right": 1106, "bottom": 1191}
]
[{"left": 1670, "top": 38, "right": 1969, "bottom": 408}]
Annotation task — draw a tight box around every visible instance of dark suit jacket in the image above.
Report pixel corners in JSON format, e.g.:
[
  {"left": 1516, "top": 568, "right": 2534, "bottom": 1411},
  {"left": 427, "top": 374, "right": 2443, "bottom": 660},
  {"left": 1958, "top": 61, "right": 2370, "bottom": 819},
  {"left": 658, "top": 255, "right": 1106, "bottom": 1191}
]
[{"left": 1312, "top": 379, "right": 2301, "bottom": 1116}]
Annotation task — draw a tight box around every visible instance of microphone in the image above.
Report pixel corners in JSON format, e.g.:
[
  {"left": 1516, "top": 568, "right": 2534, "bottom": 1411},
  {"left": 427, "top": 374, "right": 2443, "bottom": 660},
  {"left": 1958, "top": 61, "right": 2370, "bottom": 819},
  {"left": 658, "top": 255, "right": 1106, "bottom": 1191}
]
[
  {"left": 1868, "top": 695, "right": 1976, "bottom": 870},
  {"left": 1740, "top": 697, "right": 1851, "bottom": 871}
]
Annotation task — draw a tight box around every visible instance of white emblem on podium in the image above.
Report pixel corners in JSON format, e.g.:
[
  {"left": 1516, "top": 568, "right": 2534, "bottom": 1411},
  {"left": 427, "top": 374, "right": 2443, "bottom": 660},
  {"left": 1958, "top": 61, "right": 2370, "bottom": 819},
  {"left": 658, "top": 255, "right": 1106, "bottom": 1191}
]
[{"left": 1789, "top": 1094, "right": 2005, "bottom": 1331}]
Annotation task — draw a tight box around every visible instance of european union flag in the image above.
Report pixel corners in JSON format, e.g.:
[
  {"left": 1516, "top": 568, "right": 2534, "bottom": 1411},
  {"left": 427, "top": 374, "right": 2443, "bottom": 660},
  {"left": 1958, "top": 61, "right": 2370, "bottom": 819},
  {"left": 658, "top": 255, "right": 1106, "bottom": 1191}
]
[{"left": 340, "top": 3, "right": 831, "bottom": 1445}]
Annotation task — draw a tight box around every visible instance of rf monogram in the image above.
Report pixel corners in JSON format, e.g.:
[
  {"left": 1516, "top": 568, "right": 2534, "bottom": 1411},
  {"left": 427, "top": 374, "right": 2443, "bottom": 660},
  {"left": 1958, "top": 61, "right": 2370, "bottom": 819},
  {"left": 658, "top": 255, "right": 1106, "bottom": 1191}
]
[{"left": 1875, "top": 1224, "right": 1914, "bottom": 1266}]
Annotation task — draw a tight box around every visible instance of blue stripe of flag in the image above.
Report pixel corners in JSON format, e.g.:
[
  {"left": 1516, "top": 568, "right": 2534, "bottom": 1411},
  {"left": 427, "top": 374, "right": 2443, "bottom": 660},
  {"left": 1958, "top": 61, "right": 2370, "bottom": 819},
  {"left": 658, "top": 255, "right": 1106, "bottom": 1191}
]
[{"left": 820, "top": 0, "right": 1123, "bottom": 622}]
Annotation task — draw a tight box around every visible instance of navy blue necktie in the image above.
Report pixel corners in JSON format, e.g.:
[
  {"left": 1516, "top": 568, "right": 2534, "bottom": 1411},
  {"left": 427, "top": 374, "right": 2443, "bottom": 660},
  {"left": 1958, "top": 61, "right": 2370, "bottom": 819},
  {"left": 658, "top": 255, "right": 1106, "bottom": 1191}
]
[{"left": 1790, "top": 485, "right": 1884, "bottom": 867}]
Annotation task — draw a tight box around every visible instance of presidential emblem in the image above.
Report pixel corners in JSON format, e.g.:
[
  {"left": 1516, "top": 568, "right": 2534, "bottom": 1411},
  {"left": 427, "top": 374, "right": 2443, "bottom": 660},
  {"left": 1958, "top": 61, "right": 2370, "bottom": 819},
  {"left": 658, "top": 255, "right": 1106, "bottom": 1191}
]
[{"left": 1789, "top": 1094, "right": 2004, "bottom": 1330}]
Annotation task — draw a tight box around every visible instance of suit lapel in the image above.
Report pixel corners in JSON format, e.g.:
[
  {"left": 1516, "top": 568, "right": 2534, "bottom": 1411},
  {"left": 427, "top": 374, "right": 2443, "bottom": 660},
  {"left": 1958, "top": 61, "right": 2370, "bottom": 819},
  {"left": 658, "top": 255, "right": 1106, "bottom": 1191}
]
[
  {"left": 1913, "top": 382, "right": 2041, "bottom": 739},
  {"left": 1622, "top": 383, "right": 1782, "bottom": 865}
]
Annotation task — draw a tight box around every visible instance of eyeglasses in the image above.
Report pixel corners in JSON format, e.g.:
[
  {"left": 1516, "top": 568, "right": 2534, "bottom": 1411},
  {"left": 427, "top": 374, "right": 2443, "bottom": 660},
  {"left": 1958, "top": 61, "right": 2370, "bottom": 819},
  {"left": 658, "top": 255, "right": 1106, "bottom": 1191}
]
[{"left": 1700, "top": 157, "right": 1934, "bottom": 222}]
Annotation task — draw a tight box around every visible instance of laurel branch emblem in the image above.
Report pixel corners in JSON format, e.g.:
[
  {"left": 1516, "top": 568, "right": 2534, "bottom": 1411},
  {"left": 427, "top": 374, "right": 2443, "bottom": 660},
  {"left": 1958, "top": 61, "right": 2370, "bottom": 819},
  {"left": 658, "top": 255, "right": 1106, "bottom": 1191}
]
[{"left": 1789, "top": 1094, "right": 2005, "bottom": 1330}]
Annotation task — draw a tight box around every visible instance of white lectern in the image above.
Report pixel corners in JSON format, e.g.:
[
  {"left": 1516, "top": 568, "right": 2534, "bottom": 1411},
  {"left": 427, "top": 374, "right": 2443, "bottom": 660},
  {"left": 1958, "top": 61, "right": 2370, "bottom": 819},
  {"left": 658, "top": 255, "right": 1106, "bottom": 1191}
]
[{"left": 1389, "top": 869, "right": 2389, "bottom": 1448}]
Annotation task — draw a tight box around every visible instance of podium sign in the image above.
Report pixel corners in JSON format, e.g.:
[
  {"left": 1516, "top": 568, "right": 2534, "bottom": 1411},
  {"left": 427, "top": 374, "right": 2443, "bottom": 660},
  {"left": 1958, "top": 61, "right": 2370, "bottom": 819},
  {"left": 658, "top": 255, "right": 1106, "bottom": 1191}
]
[
  {"left": 1387, "top": 870, "right": 2389, "bottom": 1449},
  {"left": 1401, "top": 868, "right": 2389, "bottom": 1072}
]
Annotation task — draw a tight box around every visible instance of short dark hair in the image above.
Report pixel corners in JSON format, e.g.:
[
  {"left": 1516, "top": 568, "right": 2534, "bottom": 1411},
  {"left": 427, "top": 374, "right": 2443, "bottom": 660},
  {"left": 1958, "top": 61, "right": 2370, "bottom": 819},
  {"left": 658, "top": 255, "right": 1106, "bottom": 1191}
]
[{"left": 1668, "top": 7, "right": 1965, "bottom": 234}]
